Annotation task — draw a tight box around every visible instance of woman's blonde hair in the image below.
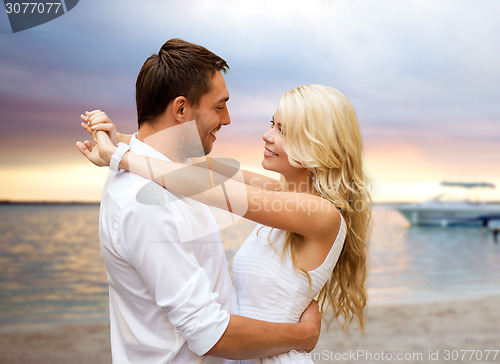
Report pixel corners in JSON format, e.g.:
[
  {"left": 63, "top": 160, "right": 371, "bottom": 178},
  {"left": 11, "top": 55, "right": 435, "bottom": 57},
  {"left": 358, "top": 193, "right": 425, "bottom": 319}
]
[{"left": 277, "top": 84, "right": 371, "bottom": 331}]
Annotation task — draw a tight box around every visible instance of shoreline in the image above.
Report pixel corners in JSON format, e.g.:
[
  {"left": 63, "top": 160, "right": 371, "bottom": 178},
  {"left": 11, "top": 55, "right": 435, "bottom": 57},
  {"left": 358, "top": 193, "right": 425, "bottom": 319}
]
[
  {"left": 3, "top": 291, "right": 499, "bottom": 334},
  {"left": 366, "top": 290, "right": 500, "bottom": 307},
  {"left": 1, "top": 295, "right": 499, "bottom": 363}
]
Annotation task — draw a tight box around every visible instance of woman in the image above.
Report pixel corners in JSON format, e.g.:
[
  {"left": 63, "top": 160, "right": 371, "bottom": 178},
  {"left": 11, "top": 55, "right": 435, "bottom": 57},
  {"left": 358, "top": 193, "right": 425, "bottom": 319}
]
[{"left": 79, "top": 84, "right": 371, "bottom": 363}]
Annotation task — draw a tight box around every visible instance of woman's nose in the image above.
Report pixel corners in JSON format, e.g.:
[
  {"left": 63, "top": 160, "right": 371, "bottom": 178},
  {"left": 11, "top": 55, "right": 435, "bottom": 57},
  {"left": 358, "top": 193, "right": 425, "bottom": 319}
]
[{"left": 262, "top": 127, "right": 274, "bottom": 143}]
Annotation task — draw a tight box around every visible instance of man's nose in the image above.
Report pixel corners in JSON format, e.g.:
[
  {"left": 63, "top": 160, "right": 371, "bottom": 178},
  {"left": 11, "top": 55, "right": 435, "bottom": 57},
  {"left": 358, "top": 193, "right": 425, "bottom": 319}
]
[{"left": 221, "top": 107, "right": 230, "bottom": 125}]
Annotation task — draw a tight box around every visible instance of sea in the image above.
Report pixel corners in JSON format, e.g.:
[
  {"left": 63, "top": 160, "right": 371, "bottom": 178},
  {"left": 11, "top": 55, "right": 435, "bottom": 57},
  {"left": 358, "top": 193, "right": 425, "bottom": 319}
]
[{"left": 1, "top": 203, "right": 500, "bottom": 333}]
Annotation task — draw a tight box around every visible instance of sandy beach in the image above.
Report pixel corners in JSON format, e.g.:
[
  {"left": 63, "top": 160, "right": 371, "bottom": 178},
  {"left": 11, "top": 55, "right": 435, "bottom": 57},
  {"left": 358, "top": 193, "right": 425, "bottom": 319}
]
[
  {"left": 1, "top": 295, "right": 499, "bottom": 364},
  {"left": 312, "top": 295, "right": 500, "bottom": 363}
]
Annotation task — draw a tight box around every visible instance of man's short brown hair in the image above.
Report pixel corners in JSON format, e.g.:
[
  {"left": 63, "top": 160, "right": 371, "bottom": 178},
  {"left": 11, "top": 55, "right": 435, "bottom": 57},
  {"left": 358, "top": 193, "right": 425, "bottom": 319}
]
[{"left": 136, "top": 38, "right": 229, "bottom": 128}]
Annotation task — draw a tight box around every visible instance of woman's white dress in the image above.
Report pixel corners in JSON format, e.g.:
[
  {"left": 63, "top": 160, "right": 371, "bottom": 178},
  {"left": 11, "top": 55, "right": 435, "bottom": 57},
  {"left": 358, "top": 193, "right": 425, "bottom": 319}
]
[{"left": 233, "top": 213, "right": 347, "bottom": 363}]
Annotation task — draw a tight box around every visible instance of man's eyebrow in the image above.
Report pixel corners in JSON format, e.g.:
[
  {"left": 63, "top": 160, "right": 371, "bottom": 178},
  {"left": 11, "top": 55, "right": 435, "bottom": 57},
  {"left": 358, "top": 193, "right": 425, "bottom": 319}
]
[{"left": 217, "top": 96, "right": 230, "bottom": 103}]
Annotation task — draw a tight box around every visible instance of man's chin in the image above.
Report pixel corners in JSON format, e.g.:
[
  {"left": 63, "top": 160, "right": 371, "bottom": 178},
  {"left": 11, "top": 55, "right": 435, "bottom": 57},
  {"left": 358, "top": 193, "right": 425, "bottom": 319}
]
[{"left": 202, "top": 141, "right": 214, "bottom": 155}]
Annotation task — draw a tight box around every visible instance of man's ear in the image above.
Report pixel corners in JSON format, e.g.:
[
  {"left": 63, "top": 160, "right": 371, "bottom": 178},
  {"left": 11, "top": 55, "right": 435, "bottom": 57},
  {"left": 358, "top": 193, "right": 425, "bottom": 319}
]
[{"left": 172, "top": 96, "right": 189, "bottom": 123}]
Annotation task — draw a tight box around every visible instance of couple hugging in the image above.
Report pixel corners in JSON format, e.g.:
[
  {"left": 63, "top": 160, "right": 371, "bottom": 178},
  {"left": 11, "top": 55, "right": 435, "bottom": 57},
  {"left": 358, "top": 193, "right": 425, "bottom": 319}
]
[{"left": 77, "top": 38, "right": 371, "bottom": 364}]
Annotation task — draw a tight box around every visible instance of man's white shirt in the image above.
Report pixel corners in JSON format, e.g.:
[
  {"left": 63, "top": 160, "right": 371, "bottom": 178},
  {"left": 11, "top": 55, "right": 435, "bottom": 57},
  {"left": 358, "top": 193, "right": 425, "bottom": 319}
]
[{"left": 99, "top": 134, "right": 238, "bottom": 363}]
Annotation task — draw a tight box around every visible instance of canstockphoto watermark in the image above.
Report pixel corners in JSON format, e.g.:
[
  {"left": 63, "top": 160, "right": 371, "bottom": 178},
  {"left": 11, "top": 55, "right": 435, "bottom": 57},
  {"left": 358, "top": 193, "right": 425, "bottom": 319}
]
[
  {"left": 4, "top": 0, "right": 79, "bottom": 33},
  {"left": 291, "top": 349, "right": 425, "bottom": 362},
  {"left": 249, "top": 180, "right": 371, "bottom": 215},
  {"left": 130, "top": 121, "right": 371, "bottom": 242},
  {"left": 291, "top": 349, "right": 500, "bottom": 362}
]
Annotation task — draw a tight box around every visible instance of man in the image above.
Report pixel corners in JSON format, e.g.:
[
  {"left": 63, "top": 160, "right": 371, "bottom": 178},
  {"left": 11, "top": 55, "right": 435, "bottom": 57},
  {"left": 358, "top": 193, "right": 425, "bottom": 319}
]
[{"left": 78, "top": 38, "right": 320, "bottom": 363}]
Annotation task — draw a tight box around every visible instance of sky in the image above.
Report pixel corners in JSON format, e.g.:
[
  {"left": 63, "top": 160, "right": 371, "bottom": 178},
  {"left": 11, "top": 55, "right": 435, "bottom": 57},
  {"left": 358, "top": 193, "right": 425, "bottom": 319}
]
[{"left": 0, "top": 0, "right": 499, "bottom": 202}]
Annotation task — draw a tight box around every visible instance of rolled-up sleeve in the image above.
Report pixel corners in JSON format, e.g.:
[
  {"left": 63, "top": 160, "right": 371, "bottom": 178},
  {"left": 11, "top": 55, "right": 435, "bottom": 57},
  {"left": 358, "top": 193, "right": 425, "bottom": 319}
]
[{"left": 120, "top": 195, "right": 230, "bottom": 355}]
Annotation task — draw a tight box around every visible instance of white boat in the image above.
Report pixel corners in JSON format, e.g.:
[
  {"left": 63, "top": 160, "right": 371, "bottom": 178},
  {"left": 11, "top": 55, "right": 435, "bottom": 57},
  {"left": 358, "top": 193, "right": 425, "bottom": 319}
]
[{"left": 396, "top": 182, "right": 500, "bottom": 227}]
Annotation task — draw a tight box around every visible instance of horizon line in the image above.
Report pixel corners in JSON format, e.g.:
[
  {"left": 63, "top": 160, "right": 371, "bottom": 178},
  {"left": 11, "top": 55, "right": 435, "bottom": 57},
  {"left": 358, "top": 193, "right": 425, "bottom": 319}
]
[{"left": 4, "top": 199, "right": 495, "bottom": 206}]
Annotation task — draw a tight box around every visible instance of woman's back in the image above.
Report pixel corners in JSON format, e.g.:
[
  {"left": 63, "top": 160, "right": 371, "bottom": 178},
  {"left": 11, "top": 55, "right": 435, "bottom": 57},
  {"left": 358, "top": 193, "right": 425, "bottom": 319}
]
[{"left": 233, "top": 213, "right": 346, "bottom": 363}]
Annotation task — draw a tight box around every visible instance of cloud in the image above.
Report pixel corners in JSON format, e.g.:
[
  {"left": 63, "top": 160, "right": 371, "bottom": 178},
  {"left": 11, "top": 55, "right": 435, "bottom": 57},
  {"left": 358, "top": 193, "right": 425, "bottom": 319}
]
[{"left": 1, "top": 0, "right": 499, "bottom": 201}]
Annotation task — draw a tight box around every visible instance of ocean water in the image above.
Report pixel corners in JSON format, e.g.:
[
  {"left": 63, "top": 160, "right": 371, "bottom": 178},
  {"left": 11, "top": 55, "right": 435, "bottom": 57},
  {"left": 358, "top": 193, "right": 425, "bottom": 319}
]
[
  {"left": 0, "top": 204, "right": 108, "bottom": 332},
  {"left": 1, "top": 204, "right": 499, "bottom": 332},
  {"left": 367, "top": 205, "right": 500, "bottom": 305}
]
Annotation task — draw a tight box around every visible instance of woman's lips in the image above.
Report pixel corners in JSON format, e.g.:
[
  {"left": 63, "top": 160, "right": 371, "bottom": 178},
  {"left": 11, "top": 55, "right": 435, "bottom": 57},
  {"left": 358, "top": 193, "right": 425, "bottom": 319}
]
[{"left": 264, "top": 147, "right": 278, "bottom": 157}]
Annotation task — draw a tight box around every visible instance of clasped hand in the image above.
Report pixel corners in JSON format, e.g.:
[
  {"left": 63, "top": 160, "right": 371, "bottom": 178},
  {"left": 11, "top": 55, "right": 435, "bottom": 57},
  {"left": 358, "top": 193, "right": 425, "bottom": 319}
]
[{"left": 76, "top": 110, "right": 119, "bottom": 167}]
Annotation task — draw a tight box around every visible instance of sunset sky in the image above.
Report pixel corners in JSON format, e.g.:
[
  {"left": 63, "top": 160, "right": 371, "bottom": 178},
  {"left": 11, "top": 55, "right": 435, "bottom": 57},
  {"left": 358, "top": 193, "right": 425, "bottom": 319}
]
[{"left": 1, "top": 0, "right": 499, "bottom": 202}]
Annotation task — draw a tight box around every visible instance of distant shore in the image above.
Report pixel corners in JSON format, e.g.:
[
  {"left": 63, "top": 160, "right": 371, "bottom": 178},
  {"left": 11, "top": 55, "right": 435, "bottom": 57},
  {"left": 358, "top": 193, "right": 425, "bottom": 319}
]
[
  {"left": 1, "top": 295, "right": 499, "bottom": 364},
  {"left": 0, "top": 200, "right": 100, "bottom": 205},
  {"left": 6, "top": 200, "right": 499, "bottom": 206},
  {"left": 2, "top": 200, "right": 500, "bottom": 207}
]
